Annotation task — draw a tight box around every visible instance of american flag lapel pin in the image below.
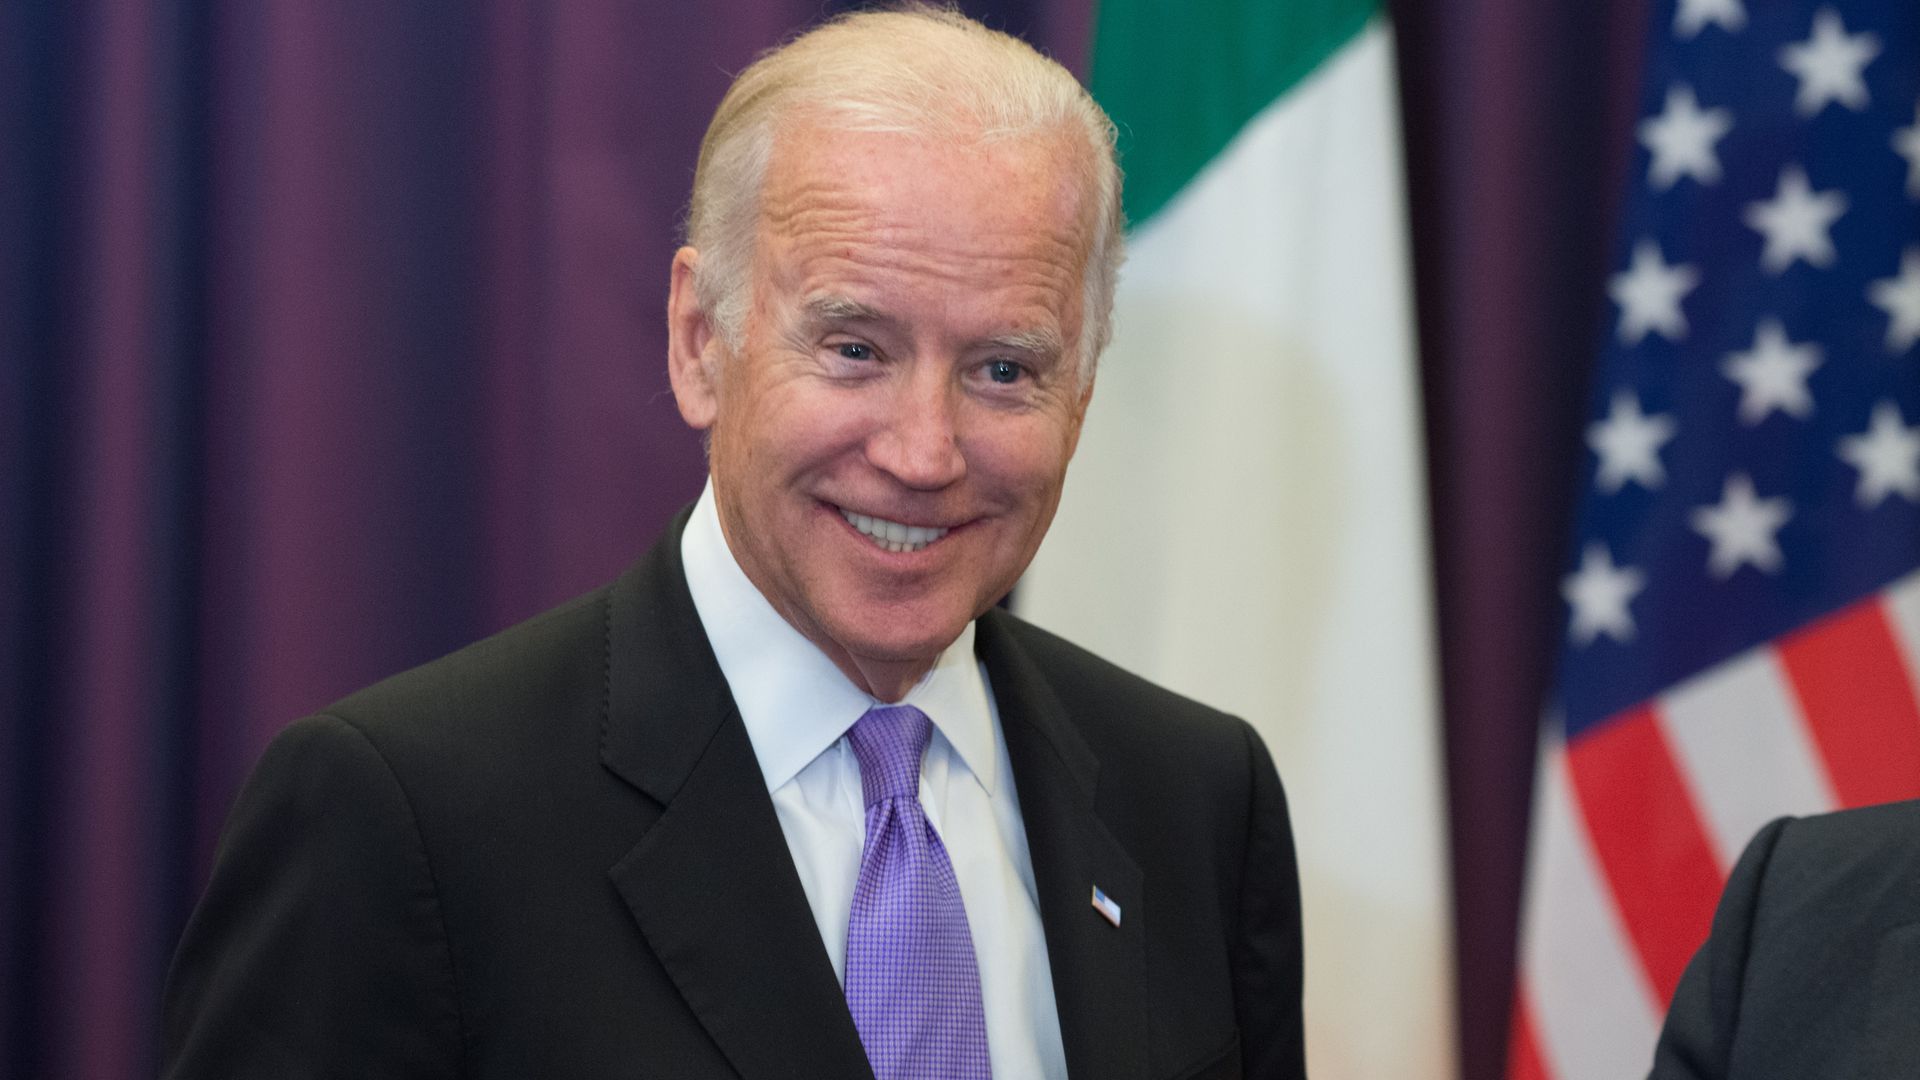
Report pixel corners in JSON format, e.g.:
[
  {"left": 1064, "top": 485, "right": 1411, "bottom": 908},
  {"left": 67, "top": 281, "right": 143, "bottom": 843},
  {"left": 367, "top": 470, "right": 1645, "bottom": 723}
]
[{"left": 1090, "top": 885, "right": 1122, "bottom": 927}]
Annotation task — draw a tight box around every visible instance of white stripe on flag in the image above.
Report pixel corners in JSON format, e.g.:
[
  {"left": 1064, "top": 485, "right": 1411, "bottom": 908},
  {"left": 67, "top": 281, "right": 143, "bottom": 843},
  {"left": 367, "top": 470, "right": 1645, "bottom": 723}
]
[
  {"left": 1520, "top": 734, "right": 1664, "bottom": 1080},
  {"left": 1657, "top": 651, "right": 1838, "bottom": 869}
]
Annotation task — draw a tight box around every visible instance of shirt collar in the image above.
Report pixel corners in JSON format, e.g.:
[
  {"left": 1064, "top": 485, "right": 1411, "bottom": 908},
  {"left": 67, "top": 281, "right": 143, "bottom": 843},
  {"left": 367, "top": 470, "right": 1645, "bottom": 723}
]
[{"left": 679, "top": 480, "right": 997, "bottom": 794}]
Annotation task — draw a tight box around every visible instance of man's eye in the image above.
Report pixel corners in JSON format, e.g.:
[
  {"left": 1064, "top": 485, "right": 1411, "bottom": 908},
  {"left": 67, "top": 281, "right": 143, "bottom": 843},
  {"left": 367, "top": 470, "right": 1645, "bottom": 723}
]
[
  {"left": 835, "top": 343, "right": 873, "bottom": 361},
  {"left": 986, "top": 359, "right": 1023, "bottom": 384}
]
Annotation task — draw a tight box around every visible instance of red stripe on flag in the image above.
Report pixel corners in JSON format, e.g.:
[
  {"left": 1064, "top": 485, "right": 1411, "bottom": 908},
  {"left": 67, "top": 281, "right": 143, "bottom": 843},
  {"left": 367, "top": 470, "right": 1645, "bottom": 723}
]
[
  {"left": 1777, "top": 600, "right": 1920, "bottom": 808},
  {"left": 1565, "top": 704, "right": 1722, "bottom": 1006},
  {"left": 1505, "top": 990, "right": 1551, "bottom": 1080}
]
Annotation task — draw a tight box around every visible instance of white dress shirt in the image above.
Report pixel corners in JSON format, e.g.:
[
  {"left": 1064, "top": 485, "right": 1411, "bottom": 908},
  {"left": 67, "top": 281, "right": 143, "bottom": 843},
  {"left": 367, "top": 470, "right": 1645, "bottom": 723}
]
[{"left": 680, "top": 482, "right": 1067, "bottom": 1080}]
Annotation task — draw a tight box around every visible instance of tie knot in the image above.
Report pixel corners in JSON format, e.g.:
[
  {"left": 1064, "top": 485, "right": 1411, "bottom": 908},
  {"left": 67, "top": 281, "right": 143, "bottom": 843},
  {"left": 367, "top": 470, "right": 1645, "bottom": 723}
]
[{"left": 847, "top": 704, "right": 932, "bottom": 807}]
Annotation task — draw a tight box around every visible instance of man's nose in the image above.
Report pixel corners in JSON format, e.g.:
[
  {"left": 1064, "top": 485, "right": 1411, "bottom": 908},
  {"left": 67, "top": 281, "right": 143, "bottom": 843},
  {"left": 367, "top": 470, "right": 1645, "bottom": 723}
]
[{"left": 867, "top": 371, "right": 966, "bottom": 489}]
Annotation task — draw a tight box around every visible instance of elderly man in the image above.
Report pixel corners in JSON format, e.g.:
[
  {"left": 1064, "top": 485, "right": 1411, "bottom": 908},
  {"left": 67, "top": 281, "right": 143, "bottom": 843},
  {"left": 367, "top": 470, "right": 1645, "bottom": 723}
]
[{"left": 163, "top": 8, "right": 1305, "bottom": 1079}]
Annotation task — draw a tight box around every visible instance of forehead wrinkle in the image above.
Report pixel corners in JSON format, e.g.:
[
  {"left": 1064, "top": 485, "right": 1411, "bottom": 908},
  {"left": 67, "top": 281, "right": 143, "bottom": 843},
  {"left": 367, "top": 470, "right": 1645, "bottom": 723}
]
[
  {"left": 779, "top": 226, "right": 1084, "bottom": 322},
  {"left": 775, "top": 208, "right": 1081, "bottom": 270},
  {"left": 763, "top": 176, "right": 1086, "bottom": 281},
  {"left": 759, "top": 157, "right": 1088, "bottom": 272},
  {"left": 795, "top": 231, "right": 1085, "bottom": 308}
]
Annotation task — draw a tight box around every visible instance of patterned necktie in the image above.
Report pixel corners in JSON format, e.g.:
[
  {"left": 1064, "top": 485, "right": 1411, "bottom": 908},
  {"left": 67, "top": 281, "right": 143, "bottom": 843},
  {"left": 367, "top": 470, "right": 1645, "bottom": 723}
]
[{"left": 843, "top": 704, "right": 993, "bottom": 1080}]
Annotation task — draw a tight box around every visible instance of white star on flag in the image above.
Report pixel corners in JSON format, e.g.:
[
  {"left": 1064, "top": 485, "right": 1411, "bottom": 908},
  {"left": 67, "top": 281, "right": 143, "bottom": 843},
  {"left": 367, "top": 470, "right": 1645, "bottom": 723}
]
[
  {"left": 1640, "top": 85, "right": 1735, "bottom": 189},
  {"left": 1743, "top": 165, "right": 1847, "bottom": 273},
  {"left": 1587, "top": 390, "right": 1678, "bottom": 491},
  {"left": 1897, "top": 103, "right": 1920, "bottom": 199},
  {"left": 1610, "top": 239, "right": 1700, "bottom": 344},
  {"left": 1778, "top": 7, "right": 1881, "bottom": 117},
  {"left": 1563, "top": 542, "right": 1647, "bottom": 646},
  {"left": 1674, "top": 0, "right": 1747, "bottom": 38},
  {"left": 1869, "top": 248, "right": 1920, "bottom": 354},
  {"left": 1722, "top": 318, "right": 1821, "bottom": 424},
  {"left": 1838, "top": 401, "right": 1920, "bottom": 507},
  {"left": 1690, "top": 472, "right": 1792, "bottom": 578}
]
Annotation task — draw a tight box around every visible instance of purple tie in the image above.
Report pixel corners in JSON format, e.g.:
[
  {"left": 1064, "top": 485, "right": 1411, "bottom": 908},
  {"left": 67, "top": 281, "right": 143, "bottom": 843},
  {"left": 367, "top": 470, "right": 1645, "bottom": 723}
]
[{"left": 843, "top": 704, "right": 993, "bottom": 1080}]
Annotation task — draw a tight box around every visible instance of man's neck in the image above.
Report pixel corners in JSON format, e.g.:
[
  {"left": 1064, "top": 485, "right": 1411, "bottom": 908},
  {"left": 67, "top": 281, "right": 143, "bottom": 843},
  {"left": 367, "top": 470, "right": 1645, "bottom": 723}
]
[{"left": 833, "top": 651, "right": 936, "bottom": 705}]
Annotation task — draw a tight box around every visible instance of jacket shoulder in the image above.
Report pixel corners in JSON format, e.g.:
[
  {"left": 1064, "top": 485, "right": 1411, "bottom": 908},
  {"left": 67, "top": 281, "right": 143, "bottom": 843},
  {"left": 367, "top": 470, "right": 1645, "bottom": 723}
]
[
  {"left": 288, "top": 582, "right": 621, "bottom": 806},
  {"left": 328, "top": 584, "right": 612, "bottom": 730},
  {"left": 1756, "top": 798, "right": 1920, "bottom": 929}
]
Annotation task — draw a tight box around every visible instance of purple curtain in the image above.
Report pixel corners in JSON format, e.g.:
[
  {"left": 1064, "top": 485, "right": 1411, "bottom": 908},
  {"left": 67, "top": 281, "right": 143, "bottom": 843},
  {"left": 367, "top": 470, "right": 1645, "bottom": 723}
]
[
  {"left": 1393, "top": 1, "right": 1652, "bottom": 1076},
  {"left": 1, "top": 2, "right": 1645, "bottom": 1078}
]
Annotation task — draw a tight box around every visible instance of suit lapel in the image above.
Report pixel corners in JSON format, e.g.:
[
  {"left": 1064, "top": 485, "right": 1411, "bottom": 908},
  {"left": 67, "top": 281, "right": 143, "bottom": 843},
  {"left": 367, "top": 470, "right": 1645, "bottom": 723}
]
[
  {"left": 979, "top": 613, "right": 1151, "bottom": 1080},
  {"left": 600, "top": 517, "right": 873, "bottom": 1080}
]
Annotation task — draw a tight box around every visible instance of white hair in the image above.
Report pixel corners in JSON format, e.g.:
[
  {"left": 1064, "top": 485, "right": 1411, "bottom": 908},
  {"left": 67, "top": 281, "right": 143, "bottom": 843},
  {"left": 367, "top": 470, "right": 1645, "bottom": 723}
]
[{"left": 685, "top": 3, "right": 1125, "bottom": 384}]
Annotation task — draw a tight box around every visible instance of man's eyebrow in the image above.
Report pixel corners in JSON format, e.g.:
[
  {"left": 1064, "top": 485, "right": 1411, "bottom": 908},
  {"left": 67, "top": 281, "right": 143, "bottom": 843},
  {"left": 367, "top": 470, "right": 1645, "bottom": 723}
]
[
  {"left": 987, "top": 327, "right": 1064, "bottom": 358},
  {"left": 803, "top": 294, "right": 885, "bottom": 323}
]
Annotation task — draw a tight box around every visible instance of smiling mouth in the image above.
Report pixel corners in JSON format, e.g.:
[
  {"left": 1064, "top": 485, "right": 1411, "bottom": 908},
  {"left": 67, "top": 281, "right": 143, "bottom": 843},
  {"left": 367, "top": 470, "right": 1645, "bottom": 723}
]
[{"left": 838, "top": 507, "right": 951, "bottom": 554}]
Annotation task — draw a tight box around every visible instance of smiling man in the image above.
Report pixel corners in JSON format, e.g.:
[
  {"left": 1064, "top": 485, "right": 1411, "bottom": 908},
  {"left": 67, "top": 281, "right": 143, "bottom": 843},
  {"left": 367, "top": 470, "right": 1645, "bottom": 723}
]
[
  {"left": 163, "top": 8, "right": 1306, "bottom": 1080},
  {"left": 672, "top": 117, "right": 1094, "bottom": 703}
]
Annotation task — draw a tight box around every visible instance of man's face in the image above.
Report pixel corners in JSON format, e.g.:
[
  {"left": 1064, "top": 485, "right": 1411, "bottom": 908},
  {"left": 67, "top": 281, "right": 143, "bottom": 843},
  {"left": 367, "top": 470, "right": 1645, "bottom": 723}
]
[{"left": 670, "top": 122, "right": 1096, "bottom": 697}]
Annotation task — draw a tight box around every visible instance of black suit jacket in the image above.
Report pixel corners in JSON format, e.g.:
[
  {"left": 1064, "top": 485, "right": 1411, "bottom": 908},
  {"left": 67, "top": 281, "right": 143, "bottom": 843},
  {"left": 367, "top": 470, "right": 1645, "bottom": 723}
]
[
  {"left": 162, "top": 512, "right": 1306, "bottom": 1079},
  {"left": 1648, "top": 798, "right": 1920, "bottom": 1079}
]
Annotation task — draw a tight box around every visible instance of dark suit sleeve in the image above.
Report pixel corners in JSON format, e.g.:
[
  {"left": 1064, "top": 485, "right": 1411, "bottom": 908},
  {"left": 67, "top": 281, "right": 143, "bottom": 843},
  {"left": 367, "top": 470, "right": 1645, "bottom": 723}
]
[
  {"left": 162, "top": 714, "right": 463, "bottom": 1079},
  {"left": 1231, "top": 721, "right": 1308, "bottom": 1080},
  {"left": 1647, "top": 815, "right": 1790, "bottom": 1080}
]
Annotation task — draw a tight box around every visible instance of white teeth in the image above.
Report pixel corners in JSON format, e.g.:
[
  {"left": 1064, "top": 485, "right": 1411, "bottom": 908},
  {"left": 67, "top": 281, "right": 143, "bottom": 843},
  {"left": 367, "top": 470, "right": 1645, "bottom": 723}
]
[{"left": 839, "top": 508, "right": 950, "bottom": 553}]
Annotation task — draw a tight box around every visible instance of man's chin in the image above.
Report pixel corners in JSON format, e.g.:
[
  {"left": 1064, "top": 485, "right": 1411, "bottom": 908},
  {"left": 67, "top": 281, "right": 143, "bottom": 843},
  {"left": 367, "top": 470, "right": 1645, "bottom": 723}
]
[
  {"left": 837, "top": 641, "right": 961, "bottom": 703},
  {"left": 842, "top": 630, "right": 963, "bottom": 667},
  {"left": 830, "top": 615, "right": 974, "bottom": 669}
]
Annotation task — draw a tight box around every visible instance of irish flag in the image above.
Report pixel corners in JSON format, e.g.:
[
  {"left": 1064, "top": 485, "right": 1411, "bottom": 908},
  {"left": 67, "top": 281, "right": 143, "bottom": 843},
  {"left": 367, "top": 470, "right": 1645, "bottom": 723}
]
[{"left": 1017, "top": 2, "right": 1454, "bottom": 1075}]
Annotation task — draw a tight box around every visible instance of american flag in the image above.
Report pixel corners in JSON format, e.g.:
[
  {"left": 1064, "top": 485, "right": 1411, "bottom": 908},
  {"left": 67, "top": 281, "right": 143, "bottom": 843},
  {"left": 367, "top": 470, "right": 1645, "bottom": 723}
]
[{"left": 1509, "top": 2, "right": 1920, "bottom": 1077}]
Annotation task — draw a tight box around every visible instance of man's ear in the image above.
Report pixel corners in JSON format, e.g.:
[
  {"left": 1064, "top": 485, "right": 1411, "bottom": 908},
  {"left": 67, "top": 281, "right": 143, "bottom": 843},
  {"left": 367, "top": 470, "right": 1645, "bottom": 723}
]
[{"left": 667, "top": 246, "right": 721, "bottom": 430}]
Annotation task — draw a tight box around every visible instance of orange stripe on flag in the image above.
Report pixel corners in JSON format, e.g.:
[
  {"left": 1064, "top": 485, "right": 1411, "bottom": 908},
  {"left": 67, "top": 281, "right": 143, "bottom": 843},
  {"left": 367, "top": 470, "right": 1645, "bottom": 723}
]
[
  {"left": 1505, "top": 989, "right": 1551, "bottom": 1080},
  {"left": 1777, "top": 600, "right": 1920, "bottom": 808},
  {"left": 1565, "top": 704, "right": 1722, "bottom": 1006}
]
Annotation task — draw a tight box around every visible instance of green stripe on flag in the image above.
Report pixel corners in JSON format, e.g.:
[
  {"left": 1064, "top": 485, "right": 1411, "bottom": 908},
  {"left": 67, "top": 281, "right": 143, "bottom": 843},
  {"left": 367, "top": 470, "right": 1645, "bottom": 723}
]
[{"left": 1090, "top": 0, "right": 1379, "bottom": 227}]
